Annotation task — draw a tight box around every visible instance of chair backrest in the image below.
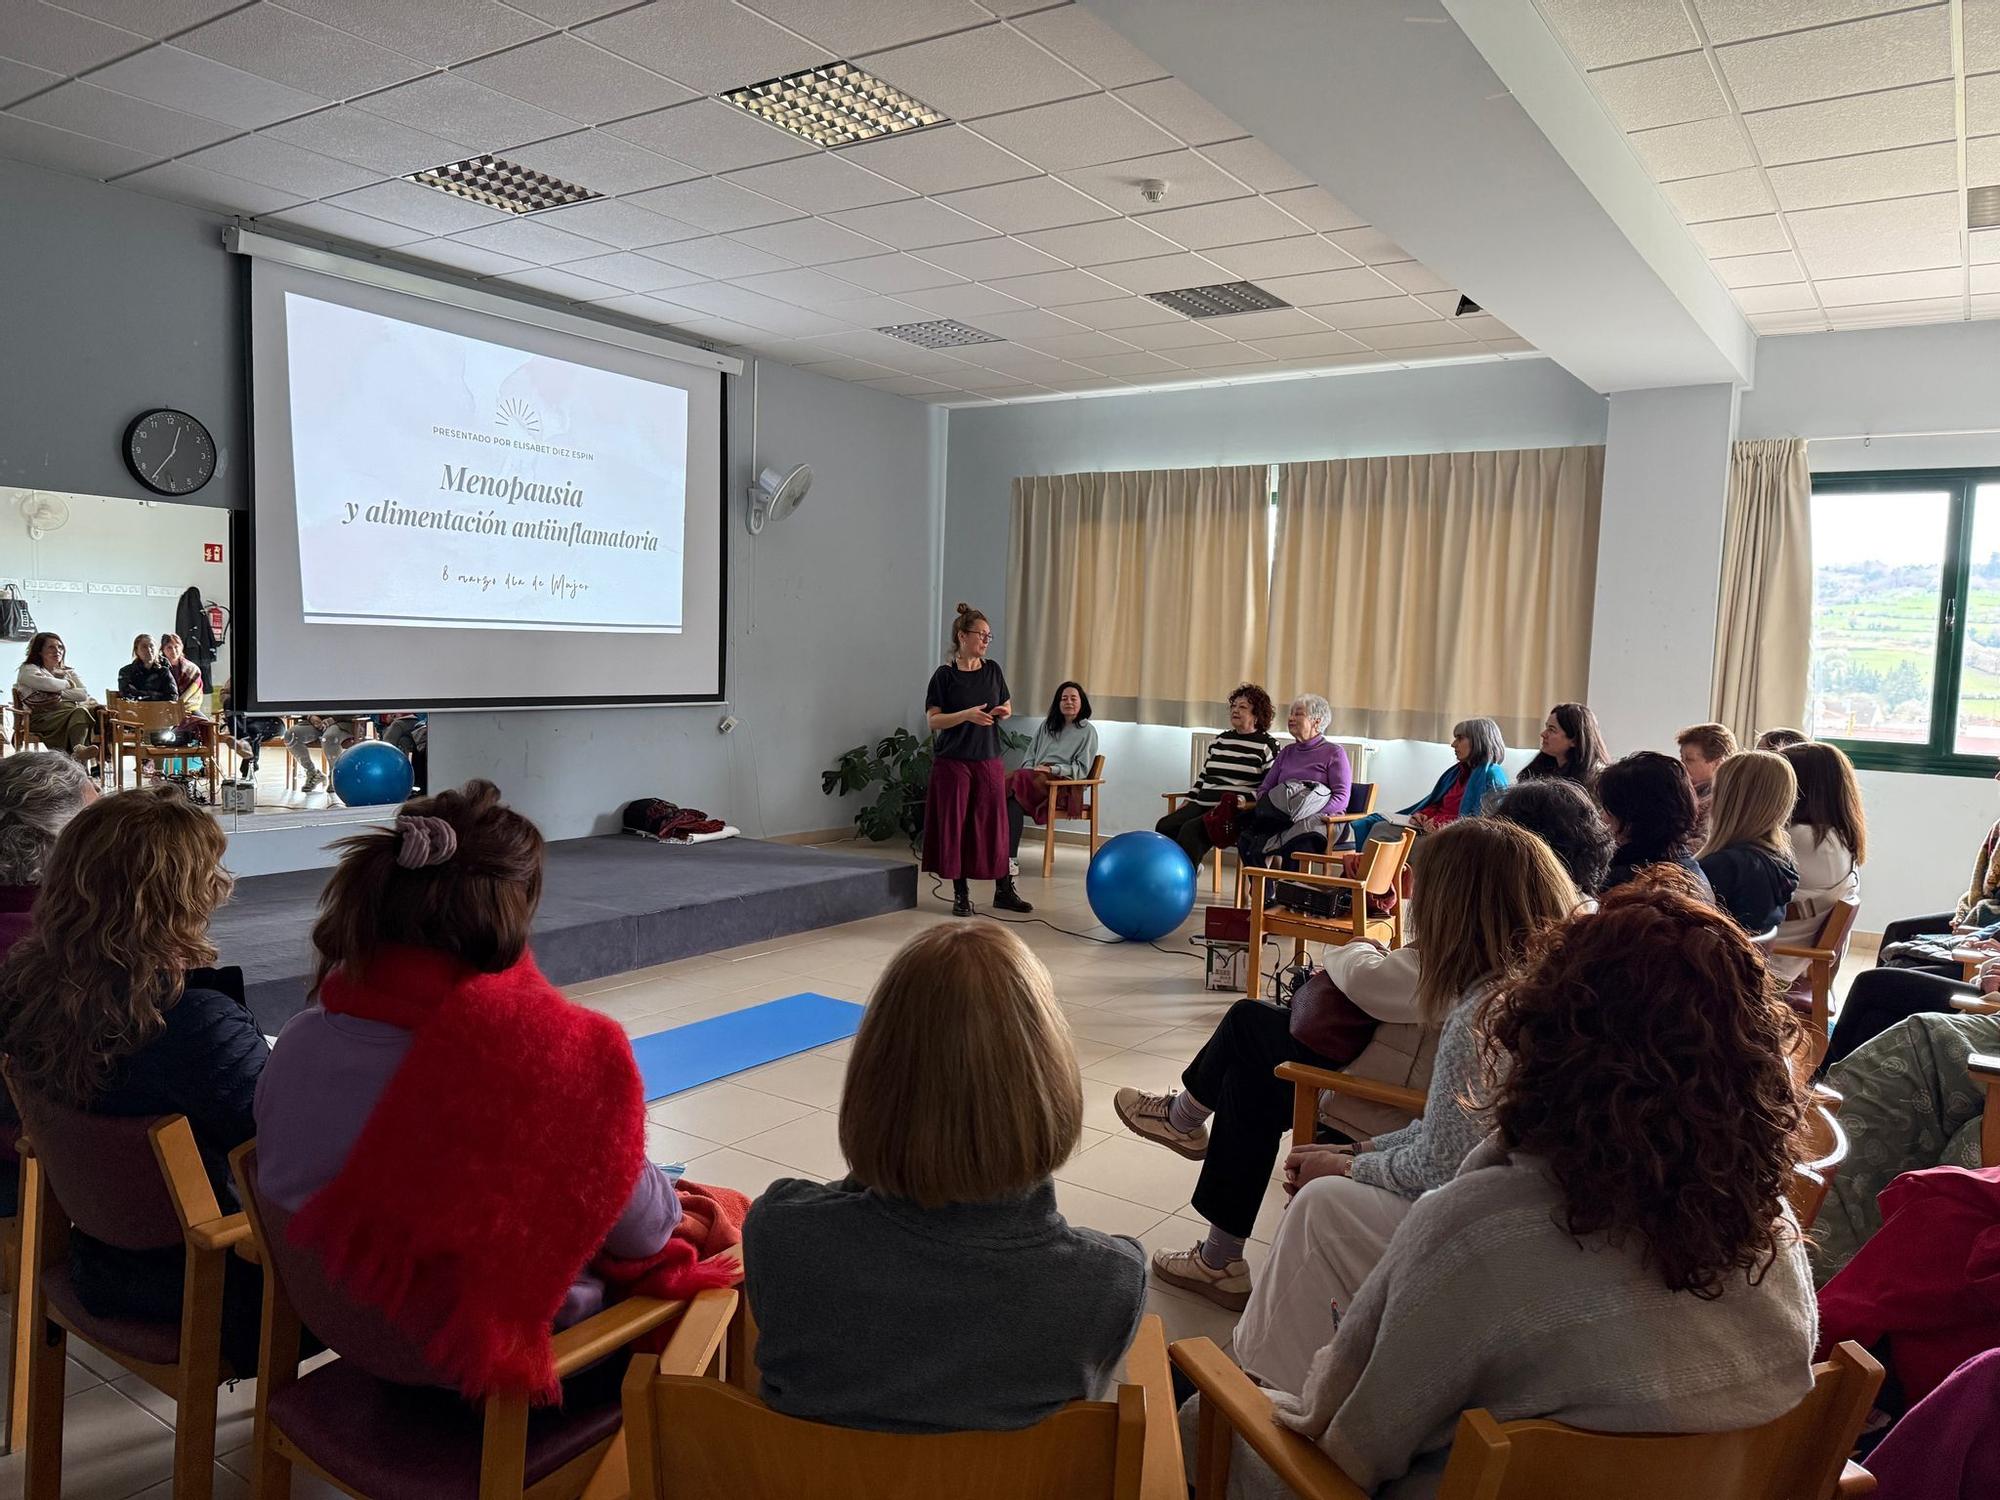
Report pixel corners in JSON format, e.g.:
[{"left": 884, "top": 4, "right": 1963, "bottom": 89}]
[
  {"left": 1345, "top": 782, "right": 1378, "bottom": 817},
  {"left": 625, "top": 1371, "right": 1145, "bottom": 1500},
  {"left": 5, "top": 1072, "right": 186, "bottom": 1252},
  {"left": 1788, "top": 1090, "right": 1848, "bottom": 1233},
  {"left": 1357, "top": 827, "right": 1415, "bottom": 897},
  {"left": 235, "top": 1144, "right": 462, "bottom": 1390},
  {"left": 1081, "top": 754, "right": 1105, "bottom": 805},
  {"left": 113, "top": 700, "right": 180, "bottom": 733},
  {"left": 1815, "top": 896, "right": 1860, "bottom": 964},
  {"left": 1436, "top": 1342, "right": 1882, "bottom": 1500}
]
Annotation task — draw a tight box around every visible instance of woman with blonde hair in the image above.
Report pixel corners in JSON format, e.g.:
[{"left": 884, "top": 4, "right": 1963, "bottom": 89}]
[
  {"left": 743, "top": 921, "right": 1145, "bottom": 1433},
  {"left": 922, "top": 602, "right": 1031, "bottom": 917},
  {"left": 1696, "top": 749, "right": 1800, "bottom": 933}
]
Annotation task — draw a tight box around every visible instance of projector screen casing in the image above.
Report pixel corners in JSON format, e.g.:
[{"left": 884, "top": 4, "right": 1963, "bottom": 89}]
[{"left": 240, "top": 251, "right": 729, "bottom": 713}]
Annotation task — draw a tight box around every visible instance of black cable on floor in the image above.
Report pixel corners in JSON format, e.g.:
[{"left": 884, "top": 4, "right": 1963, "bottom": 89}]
[{"left": 924, "top": 875, "right": 1203, "bottom": 962}]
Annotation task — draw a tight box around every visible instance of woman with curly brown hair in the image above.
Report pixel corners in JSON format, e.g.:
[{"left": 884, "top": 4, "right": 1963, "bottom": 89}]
[
  {"left": 1156, "top": 684, "right": 1280, "bottom": 866},
  {"left": 1206, "top": 872, "right": 1819, "bottom": 1499}
]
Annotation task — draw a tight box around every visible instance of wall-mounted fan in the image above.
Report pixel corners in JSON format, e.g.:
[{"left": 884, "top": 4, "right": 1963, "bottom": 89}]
[
  {"left": 747, "top": 462, "right": 812, "bottom": 536},
  {"left": 18, "top": 491, "right": 70, "bottom": 540}
]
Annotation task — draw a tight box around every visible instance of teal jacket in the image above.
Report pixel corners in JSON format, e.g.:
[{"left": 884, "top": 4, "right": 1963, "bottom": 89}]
[{"left": 1399, "top": 761, "right": 1509, "bottom": 820}]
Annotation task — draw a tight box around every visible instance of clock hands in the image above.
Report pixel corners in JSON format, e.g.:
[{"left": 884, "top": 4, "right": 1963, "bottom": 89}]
[{"left": 150, "top": 426, "right": 182, "bottom": 482}]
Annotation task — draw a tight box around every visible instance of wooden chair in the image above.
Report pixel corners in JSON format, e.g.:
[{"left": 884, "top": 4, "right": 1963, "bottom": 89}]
[
  {"left": 230, "top": 1141, "right": 726, "bottom": 1500},
  {"left": 1040, "top": 754, "right": 1107, "bottom": 878},
  {"left": 1772, "top": 897, "right": 1861, "bottom": 1068},
  {"left": 1790, "top": 1085, "right": 1849, "bottom": 1234},
  {"left": 106, "top": 698, "right": 221, "bottom": 803},
  {"left": 624, "top": 1311, "right": 1184, "bottom": 1500},
  {"left": 1161, "top": 791, "right": 1229, "bottom": 895},
  {"left": 1323, "top": 782, "right": 1379, "bottom": 851},
  {"left": 1241, "top": 828, "right": 1416, "bottom": 998},
  {"left": 1971, "top": 1053, "right": 2000, "bottom": 1167},
  {"left": 9, "top": 1079, "right": 249, "bottom": 1500},
  {"left": 1277, "top": 1060, "right": 1425, "bottom": 1150},
  {"left": 0, "top": 1129, "right": 27, "bottom": 1457},
  {"left": 1172, "top": 1334, "right": 1882, "bottom": 1500}
]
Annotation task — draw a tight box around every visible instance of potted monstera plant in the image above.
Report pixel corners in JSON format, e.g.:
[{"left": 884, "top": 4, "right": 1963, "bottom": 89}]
[{"left": 823, "top": 725, "right": 1029, "bottom": 846}]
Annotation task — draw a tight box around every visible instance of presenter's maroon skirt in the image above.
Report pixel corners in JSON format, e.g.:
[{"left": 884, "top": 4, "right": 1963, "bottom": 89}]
[{"left": 923, "top": 756, "right": 1007, "bottom": 880}]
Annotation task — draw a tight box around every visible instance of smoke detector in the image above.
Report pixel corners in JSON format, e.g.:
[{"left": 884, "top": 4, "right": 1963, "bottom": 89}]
[{"left": 1139, "top": 178, "right": 1169, "bottom": 204}]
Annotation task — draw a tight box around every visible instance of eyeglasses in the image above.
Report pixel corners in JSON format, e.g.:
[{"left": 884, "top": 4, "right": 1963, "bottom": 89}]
[{"left": 966, "top": 630, "right": 992, "bottom": 642}]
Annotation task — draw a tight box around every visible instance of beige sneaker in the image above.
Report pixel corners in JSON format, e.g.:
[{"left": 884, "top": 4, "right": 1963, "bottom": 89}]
[
  {"left": 1114, "top": 1088, "right": 1209, "bottom": 1159},
  {"left": 1151, "top": 1243, "right": 1252, "bottom": 1312}
]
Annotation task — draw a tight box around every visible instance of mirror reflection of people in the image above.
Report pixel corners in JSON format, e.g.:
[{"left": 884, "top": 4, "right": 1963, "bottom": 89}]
[
  {"left": 377, "top": 712, "right": 428, "bottom": 793},
  {"left": 117, "top": 635, "right": 174, "bottom": 702},
  {"left": 14, "top": 632, "right": 98, "bottom": 761},
  {"left": 283, "top": 715, "right": 360, "bottom": 809},
  {"left": 218, "top": 681, "right": 280, "bottom": 776}
]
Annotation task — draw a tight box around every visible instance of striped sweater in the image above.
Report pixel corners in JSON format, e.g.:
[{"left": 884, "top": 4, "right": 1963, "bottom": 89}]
[{"left": 1187, "top": 731, "right": 1279, "bottom": 807}]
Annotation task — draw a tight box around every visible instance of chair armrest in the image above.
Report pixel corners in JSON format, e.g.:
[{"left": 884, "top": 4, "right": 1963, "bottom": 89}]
[
  {"left": 1836, "top": 1460, "right": 1876, "bottom": 1496},
  {"left": 1244, "top": 867, "right": 1365, "bottom": 896},
  {"left": 1951, "top": 995, "right": 2000, "bottom": 1014},
  {"left": 655, "top": 1287, "right": 739, "bottom": 1377},
  {"left": 1124, "top": 1316, "right": 1184, "bottom": 1500},
  {"left": 1323, "top": 812, "right": 1370, "bottom": 824},
  {"left": 1276, "top": 1060, "right": 1425, "bottom": 1115},
  {"left": 1046, "top": 777, "right": 1104, "bottom": 789},
  {"left": 550, "top": 1296, "right": 685, "bottom": 1378},
  {"left": 1170, "top": 1337, "right": 1368, "bottom": 1500},
  {"left": 1769, "top": 944, "right": 1834, "bottom": 963},
  {"left": 187, "top": 1212, "right": 251, "bottom": 1254},
  {"left": 1969, "top": 1053, "right": 2000, "bottom": 1085},
  {"left": 1291, "top": 851, "right": 1344, "bottom": 869}
]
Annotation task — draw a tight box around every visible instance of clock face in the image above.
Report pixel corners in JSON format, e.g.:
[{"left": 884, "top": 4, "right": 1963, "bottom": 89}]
[{"left": 124, "top": 409, "right": 217, "bottom": 496}]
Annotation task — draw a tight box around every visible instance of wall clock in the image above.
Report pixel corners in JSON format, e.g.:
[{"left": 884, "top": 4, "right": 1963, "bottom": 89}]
[{"left": 124, "top": 408, "right": 217, "bottom": 496}]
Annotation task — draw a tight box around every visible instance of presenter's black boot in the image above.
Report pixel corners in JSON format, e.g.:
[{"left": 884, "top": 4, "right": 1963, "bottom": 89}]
[
  {"left": 951, "top": 879, "right": 974, "bottom": 918},
  {"left": 993, "top": 878, "right": 1033, "bottom": 914}
]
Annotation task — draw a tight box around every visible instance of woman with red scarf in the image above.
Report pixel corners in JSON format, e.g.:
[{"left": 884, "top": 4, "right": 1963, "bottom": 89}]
[{"left": 254, "top": 779, "right": 741, "bottom": 1402}]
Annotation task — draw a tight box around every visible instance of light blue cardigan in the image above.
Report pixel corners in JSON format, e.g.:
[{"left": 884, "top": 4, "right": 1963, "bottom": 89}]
[{"left": 1398, "top": 761, "right": 1509, "bottom": 819}]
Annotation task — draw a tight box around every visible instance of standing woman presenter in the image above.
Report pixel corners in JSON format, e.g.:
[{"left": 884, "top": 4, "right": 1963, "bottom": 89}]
[{"left": 924, "top": 603, "right": 1033, "bottom": 918}]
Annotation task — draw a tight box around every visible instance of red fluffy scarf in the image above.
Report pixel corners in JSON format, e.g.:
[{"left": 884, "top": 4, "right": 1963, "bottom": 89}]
[{"left": 287, "top": 946, "right": 742, "bottom": 1403}]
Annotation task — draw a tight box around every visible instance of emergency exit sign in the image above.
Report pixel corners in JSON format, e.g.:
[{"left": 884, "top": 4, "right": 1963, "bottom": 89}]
[{"left": 204, "top": 543, "right": 223, "bottom": 563}]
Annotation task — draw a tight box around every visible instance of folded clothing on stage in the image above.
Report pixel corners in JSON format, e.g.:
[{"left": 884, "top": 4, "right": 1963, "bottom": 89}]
[{"left": 622, "top": 797, "right": 727, "bottom": 841}]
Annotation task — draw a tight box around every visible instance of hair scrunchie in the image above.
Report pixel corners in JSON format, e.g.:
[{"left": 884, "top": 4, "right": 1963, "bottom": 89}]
[{"left": 394, "top": 813, "right": 458, "bottom": 869}]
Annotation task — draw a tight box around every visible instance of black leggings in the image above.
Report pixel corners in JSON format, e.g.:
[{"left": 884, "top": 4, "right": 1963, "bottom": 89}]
[
  {"left": 1006, "top": 790, "right": 1028, "bottom": 858},
  {"left": 1876, "top": 911, "right": 1964, "bottom": 978},
  {"left": 1156, "top": 802, "right": 1214, "bottom": 864},
  {"left": 1823, "top": 966, "right": 1978, "bottom": 1072}
]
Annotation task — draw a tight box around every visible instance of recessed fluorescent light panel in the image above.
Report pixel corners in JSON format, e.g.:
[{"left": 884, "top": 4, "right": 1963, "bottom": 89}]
[
  {"left": 1146, "top": 281, "right": 1291, "bottom": 319},
  {"left": 406, "top": 154, "right": 600, "bottom": 214},
  {"left": 722, "top": 61, "right": 949, "bottom": 148},
  {"left": 1970, "top": 185, "right": 2000, "bottom": 230},
  {"left": 878, "top": 319, "right": 1002, "bottom": 349}
]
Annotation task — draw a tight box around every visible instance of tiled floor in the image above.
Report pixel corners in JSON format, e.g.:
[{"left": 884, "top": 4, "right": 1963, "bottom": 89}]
[{"left": 0, "top": 839, "right": 1877, "bottom": 1497}]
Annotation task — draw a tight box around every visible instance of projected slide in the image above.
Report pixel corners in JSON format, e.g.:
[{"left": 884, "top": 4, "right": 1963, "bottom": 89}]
[{"left": 284, "top": 292, "right": 689, "bottom": 633}]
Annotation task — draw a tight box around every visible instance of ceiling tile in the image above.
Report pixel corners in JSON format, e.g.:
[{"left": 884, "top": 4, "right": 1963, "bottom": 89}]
[
  {"left": 655, "top": 282, "right": 825, "bottom": 331},
  {"left": 263, "top": 106, "right": 464, "bottom": 175},
  {"left": 1747, "top": 307, "right": 1831, "bottom": 331},
  {"left": 1195, "top": 136, "right": 1311, "bottom": 194},
  {"left": 725, "top": 153, "right": 914, "bottom": 214},
  {"left": 1372, "top": 260, "right": 1452, "bottom": 294},
  {"left": 1822, "top": 296, "right": 1963, "bottom": 326},
  {"left": 1324, "top": 296, "right": 1450, "bottom": 329},
  {"left": 275, "top": 0, "right": 547, "bottom": 67},
  {"left": 10, "top": 81, "right": 235, "bottom": 157},
  {"left": 506, "top": 0, "right": 633, "bottom": 21},
  {"left": 837, "top": 124, "right": 1033, "bottom": 196},
  {"left": 1114, "top": 77, "right": 1243, "bottom": 147},
  {"left": 1018, "top": 329, "right": 1141, "bottom": 358},
  {"left": 1247, "top": 328, "right": 1368, "bottom": 358},
  {"left": 1018, "top": 216, "right": 1179, "bottom": 264},
  {"left": 1535, "top": 0, "right": 1699, "bottom": 67},
  {"left": 1354, "top": 319, "right": 1477, "bottom": 350},
  {"left": 729, "top": 216, "right": 891, "bottom": 264},
  {"left": 1171, "top": 342, "right": 1279, "bottom": 369},
  {"left": 1089, "top": 250, "right": 1233, "bottom": 294},
  {"left": 1257, "top": 265, "right": 1405, "bottom": 305},
  {"left": 735, "top": 266, "right": 875, "bottom": 306},
  {"left": 1695, "top": 0, "right": 1925, "bottom": 48},
  {"left": 1196, "top": 307, "right": 1330, "bottom": 340},
  {"left": 0, "top": 57, "right": 59, "bottom": 108},
  {"left": 941, "top": 363, "right": 1042, "bottom": 388},
  {"left": 1730, "top": 281, "right": 1819, "bottom": 312},
  {"left": 861, "top": 375, "right": 960, "bottom": 397},
  {"left": 1060, "top": 149, "right": 1253, "bottom": 213},
  {"left": 583, "top": 290, "right": 709, "bottom": 322},
  {"left": 1814, "top": 265, "right": 1966, "bottom": 304},
  {"left": 1976, "top": 262, "right": 2000, "bottom": 291},
  {"left": 1322, "top": 225, "right": 1413, "bottom": 264},
  {"left": 605, "top": 99, "right": 812, "bottom": 174},
  {"left": 1970, "top": 130, "right": 2000, "bottom": 183},
  {"left": 1743, "top": 80, "right": 1955, "bottom": 165},
  {"left": 179, "top": 6, "right": 427, "bottom": 100},
  {"left": 1688, "top": 213, "right": 1791, "bottom": 257},
  {"left": 1628, "top": 115, "right": 1754, "bottom": 181},
  {"left": 1263, "top": 185, "right": 1368, "bottom": 232},
  {"left": 402, "top": 238, "right": 532, "bottom": 278},
  {"left": 503, "top": 130, "right": 700, "bottom": 195},
  {"left": 494, "top": 265, "right": 626, "bottom": 301},
  {"left": 738, "top": 0, "right": 990, "bottom": 55},
  {"left": 918, "top": 234, "right": 1065, "bottom": 278},
  {"left": 934, "top": 173, "right": 1115, "bottom": 232},
  {"left": 1077, "top": 350, "right": 1187, "bottom": 377},
  {"left": 450, "top": 215, "right": 610, "bottom": 261},
  {"left": 1138, "top": 195, "right": 1310, "bottom": 250},
  {"left": 1973, "top": 0, "right": 2000, "bottom": 73},
  {"left": 970, "top": 93, "right": 1180, "bottom": 172},
  {"left": 1974, "top": 227, "right": 2000, "bottom": 263},
  {"left": 830, "top": 252, "right": 966, "bottom": 291},
  {"left": 90, "top": 45, "right": 326, "bottom": 129},
  {"left": 327, "top": 178, "right": 512, "bottom": 234},
  {"left": 862, "top": 23, "right": 1096, "bottom": 120},
  {"left": 1661, "top": 166, "right": 1777, "bottom": 221},
  {"left": 117, "top": 159, "right": 304, "bottom": 215},
  {"left": 1975, "top": 292, "right": 2000, "bottom": 318},
  {"left": 1105, "top": 317, "right": 1228, "bottom": 350},
  {"left": 1587, "top": 51, "right": 1727, "bottom": 132},
  {"left": 793, "top": 353, "right": 904, "bottom": 379},
  {"left": 1011, "top": 4, "right": 1166, "bottom": 88},
  {"left": 1712, "top": 248, "right": 1805, "bottom": 287},
  {"left": 805, "top": 291, "right": 927, "bottom": 324},
  {"left": 1767, "top": 140, "right": 1957, "bottom": 211},
  {"left": 983, "top": 266, "right": 1124, "bottom": 304},
  {"left": 643, "top": 235, "right": 797, "bottom": 278},
  {"left": 0, "top": 1, "right": 146, "bottom": 74},
  {"left": 827, "top": 195, "right": 994, "bottom": 248},
  {"left": 180, "top": 133, "right": 378, "bottom": 196},
  {"left": 259, "top": 199, "right": 430, "bottom": 247},
  {"left": 353, "top": 73, "right": 577, "bottom": 152},
  {"left": 557, "top": 250, "right": 707, "bottom": 292},
  {"left": 974, "top": 344, "right": 1091, "bottom": 377},
  {"left": 532, "top": 196, "right": 705, "bottom": 250},
  {"left": 1714, "top": 8, "right": 1951, "bottom": 113},
  {"left": 576, "top": 0, "right": 828, "bottom": 94},
  {"left": 1204, "top": 235, "right": 1360, "bottom": 280},
  {"left": 1786, "top": 190, "right": 1961, "bottom": 277},
  {"left": 897, "top": 280, "right": 1029, "bottom": 317},
  {"left": 968, "top": 306, "right": 1087, "bottom": 338},
  {"left": 799, "top": 328, "right": 932, "bottom": 363},
  {"left": 624, "top": 176, "right": 800, "bottom": 231},
  {"left": 457, "top": 33, "right": 694, "bottom": 123},
  {"left": 46, "top": 0, "right": 236, "bottom": 38}
]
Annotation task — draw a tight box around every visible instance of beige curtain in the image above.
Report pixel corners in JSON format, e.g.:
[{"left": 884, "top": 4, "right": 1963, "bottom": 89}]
[
  {"left": 1267, "top": 447, "right": 1604, "bottom": 747},
  {"left": 1710, "top": 438, "right": 1812, "bottom": 742},
  {"left": 1007, "top": 466, "right": 1270, "bottom": 727}
]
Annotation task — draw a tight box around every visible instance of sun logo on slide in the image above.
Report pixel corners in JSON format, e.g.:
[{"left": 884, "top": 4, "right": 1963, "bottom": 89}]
[{"left": 494, "top": 397, "right": 543, "bottom": 434}]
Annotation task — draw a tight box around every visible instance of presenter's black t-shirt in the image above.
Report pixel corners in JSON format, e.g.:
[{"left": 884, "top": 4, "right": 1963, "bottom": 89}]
[{"left": 926, "top": 660, "right": 1009, "bottom": 762}]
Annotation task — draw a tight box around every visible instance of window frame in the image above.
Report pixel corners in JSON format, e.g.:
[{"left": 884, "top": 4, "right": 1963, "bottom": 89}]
[{"left": 1809, "top": 467, "right": 1997, "bottom": 778}]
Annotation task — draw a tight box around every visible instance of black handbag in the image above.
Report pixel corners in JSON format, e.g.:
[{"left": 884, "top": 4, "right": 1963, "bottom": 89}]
[{"left": 0, "top": 585, "right": 34, "bottom": 642}]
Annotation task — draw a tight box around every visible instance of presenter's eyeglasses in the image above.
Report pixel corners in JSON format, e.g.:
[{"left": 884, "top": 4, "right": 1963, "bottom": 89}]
[{"left": 966, "top": 629, "right": 992, "bottom": 642}]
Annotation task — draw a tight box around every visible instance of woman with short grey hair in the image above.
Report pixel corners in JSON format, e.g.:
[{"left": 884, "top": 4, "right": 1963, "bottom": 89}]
[
  {"left": 0, "top": 752, "right": 96, "bottom": 896},
  {"left": 1349, "top": 716, "right": 1512, "bottom": 847},
  {"left": 1237, "top": 692, "right": 1355, "bottom": 874}
]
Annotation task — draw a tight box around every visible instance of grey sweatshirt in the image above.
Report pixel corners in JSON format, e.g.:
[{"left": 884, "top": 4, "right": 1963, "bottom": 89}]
[{"left": 1347, "top": 988, "right": 1488, "bottom": 1196}]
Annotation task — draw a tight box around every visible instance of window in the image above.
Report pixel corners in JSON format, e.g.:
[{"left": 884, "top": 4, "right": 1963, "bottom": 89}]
[{"left": 1809, "top": 470, "right": 2000, "bottom": 774}]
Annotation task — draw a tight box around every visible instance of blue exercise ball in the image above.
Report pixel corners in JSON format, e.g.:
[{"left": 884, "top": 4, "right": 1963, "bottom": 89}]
[
  {"left": 1086, "top": 831, "right": 1198, "bottom": 942},
  {"left": 331, "top": 739, "right": 415, "bottom": 807}
]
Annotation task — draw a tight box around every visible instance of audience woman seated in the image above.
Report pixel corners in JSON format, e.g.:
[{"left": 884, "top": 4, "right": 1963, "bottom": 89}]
[
  {"left": 1202, "top": 876, "right": 1818, "bottom": 1497},
  {"left": 1756, "top": 727, "right": 1809, "bottom": 752},
  {"left": 0, "top": 787, "right": 265, "bottom": 1371},
  {"left": 1696, "top": 750, "right": 1800, "bottom": 934},
  {"left": 744, "top": 922, "right": 1145, "bottom": 1433},
  {"left": 15, "top": 631, "right": 98, "bottom": 759},
  {"left": 1117, "top": 820, "right": 1577, "bottom": 1317},
  {"left": 1676, "top": 721, "right": 1738, "bottom": 828},
  {"left": 1482, "top": 778, "right": 1615, "bottom": 896},
  {"left": 1769, "top": 741, "right": 1864, "bottom": 993},
  {"left": 1004, "top": 680, "right": 1098, "bottom": 874},
  {"left": 1157, "top": 683, "right": 1280, "bottom": 867},
  {"left": 1594, "top": 750, "right": 1713, "bottom": 897},
  {"left": 1347, "top": 717, "right": 1509, "bottom": 848},
  {"left": 1236, "top": 694, "right": 1352, "bottom": 874},
  {"left": 255, "top": 780, "right": 686, "bottom": 1398},
  {"left": 1867, "top": 767, "right": 2000, "bottom": 977},
  {"left": 116, "top": 634, "right": 174, "bottom": 701},
  {"left": 1517, "top": 702, "right": 1608, "bottom": 785}
]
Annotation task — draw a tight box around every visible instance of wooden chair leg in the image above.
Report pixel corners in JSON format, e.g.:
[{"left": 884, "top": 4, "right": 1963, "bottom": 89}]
[
  {"left": 478, "top": 1392, "right": 530, "bottom": 1500},
  {"left": 1088, "top": 799, "right": 1099, "bottom": 856},
  {"left": 23, "top": 1314, "right": 65, "bottom": 1500},
  {"left": 172, "top": 1247, "right": 225, "bottom": 1500},
  {"left": 3, "top": 1207, "right": 30, "bottom": 1456},
  {"left": 1042, "top": 793, "right": 1058, "bottom": 880},
  {"left": 1245, "top": 881, "right": 1265, "bottom": 1000},
  {"left": 1210, "top": 848, "right": 1221, "bottom": 895}
]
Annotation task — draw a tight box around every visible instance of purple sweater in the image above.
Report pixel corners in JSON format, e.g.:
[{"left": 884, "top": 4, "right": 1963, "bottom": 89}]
[
  {"left": 1256, "top": 735, "right": 1353, "bottom": 812},
  {"left": 254, "top": 1006, "right": 680, "bottom": 1328}
]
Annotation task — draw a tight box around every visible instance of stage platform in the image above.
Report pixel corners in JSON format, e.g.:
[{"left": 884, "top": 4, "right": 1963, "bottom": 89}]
[{"left": 214, "top": 836, "right": 917, "bottom": 1032}]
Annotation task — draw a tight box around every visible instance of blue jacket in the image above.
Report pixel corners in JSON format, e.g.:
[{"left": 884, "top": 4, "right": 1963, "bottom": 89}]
[{"left": 1399, "top": 761, "right": 1509, "bottom": 820}]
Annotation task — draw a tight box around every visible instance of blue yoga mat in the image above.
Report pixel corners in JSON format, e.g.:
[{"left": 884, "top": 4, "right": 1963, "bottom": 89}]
[{"left": 631, "top": 992, "right": 865, "bottom": 1101}]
